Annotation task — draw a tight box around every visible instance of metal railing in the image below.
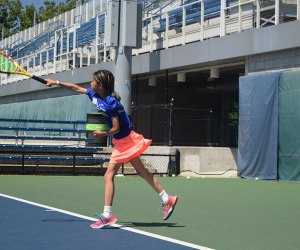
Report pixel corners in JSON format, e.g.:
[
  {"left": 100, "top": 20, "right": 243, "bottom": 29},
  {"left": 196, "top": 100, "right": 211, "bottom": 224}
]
[
  {"left": 0, "top": 13, "right": 109, "bottom": 84},
  {"left": 0, "top": 146, "right": 180, "bottom": 176},
  {"left": 136, "top": 0, "right": 299, "bottom": 53}
]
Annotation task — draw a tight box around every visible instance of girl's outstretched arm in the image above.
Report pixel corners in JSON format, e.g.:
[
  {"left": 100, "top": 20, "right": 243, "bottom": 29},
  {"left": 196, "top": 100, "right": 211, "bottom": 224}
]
[{"left": 46, "top": 79, "right": 87, "bottom": 94}]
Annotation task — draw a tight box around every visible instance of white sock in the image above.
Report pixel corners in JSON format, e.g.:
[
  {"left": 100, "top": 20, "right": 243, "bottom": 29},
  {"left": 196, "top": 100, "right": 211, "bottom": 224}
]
[
  {"left": 159, "top": 190, "right": 169, "bottom": 204},
  {"left": 103, "top": 206, "right": 112, "bottom": 218}
]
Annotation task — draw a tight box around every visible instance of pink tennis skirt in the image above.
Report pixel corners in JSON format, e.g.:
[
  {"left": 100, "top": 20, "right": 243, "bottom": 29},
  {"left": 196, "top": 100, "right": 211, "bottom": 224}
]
[{"left": 110, "top": 131, "right": 152, "bottom": 164}]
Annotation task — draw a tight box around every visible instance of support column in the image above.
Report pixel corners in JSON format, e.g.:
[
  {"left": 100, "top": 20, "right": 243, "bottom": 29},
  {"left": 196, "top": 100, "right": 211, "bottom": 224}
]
[
  {"left": 115, "top": 46, "right": 132, "bottom": 114},
  {"left": 113, "top": 0, "right": 141, "bottom": 115}
]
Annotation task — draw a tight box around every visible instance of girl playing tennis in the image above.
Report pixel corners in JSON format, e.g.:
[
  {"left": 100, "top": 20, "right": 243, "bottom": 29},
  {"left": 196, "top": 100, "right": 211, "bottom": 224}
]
[{"left": 46, "top": 70, "right": 178, "bottom": 228}]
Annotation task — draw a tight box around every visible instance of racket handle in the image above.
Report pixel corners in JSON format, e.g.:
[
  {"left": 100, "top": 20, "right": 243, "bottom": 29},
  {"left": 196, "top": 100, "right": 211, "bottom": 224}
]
[{"left": 32, "top": 75, "right": 47, "bottom": 85}]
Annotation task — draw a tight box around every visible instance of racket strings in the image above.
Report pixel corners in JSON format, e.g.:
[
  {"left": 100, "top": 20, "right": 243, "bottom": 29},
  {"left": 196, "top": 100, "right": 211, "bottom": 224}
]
[{"left": 0, "top": 54, "right": 18, "bottom": 73}]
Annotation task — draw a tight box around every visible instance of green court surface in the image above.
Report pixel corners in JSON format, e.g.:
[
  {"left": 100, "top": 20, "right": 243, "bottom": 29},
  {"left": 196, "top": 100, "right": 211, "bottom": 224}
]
[{"left": 1, "top": 175, "right": 300, "bottom": 250}]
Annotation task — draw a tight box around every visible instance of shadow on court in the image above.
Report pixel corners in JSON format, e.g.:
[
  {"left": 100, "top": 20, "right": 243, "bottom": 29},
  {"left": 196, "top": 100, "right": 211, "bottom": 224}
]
[
  {"left": 42, "top": 218, "right": 88, "bottom": 223},
  {"left": 119, "top": 221, "right": 186, "bottom": 228}
]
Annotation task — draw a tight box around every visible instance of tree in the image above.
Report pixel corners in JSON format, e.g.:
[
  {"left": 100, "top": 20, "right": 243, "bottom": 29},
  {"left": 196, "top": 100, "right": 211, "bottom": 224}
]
[
  {"left": 38, "top": 1, "right": 58, "bottom": 22},
  {"left": 0, "top": 0, "right": 22, "bottom": 39},
  {"left": 37, "top": 0, "right": 76, "bottom": 23},
  {"left": 19, "top": 4, "right": 36, "bottom": 30},
  {"left": 0, "top": 0, "right": 77, "bottom": 41}
]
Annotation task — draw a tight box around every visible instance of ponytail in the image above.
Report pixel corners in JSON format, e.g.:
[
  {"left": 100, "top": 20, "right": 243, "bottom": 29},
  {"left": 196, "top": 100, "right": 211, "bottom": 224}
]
[{"left": 112, "top": 91, "right": 121, "bottom": 101}]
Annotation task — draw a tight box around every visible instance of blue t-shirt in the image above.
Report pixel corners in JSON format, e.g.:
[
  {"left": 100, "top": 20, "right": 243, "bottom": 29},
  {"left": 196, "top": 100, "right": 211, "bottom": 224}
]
[{"left": 86, "top": 88, "right": 131, "bottom": 139}]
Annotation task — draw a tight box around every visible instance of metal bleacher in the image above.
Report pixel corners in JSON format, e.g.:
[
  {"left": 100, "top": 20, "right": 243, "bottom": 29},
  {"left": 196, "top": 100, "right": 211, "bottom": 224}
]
[
  {"left": 0, "top": 118, "right": 110, "bottom": 175},
  {"left": 0, "top": 118, "right": 91, "bottom": 145},
  {"left": 0, "top": 144, "right": 110, "bottom": 175},
  {"left": 1, "top": 0, "right": 298, "bottom": 84},
  {"left": 155, "top": 0, "right": 238, "bottom": 32},
  {"left": 6, "top": 13, "right": 105, "bottom": 69},
  {"left": 6, "top": 0, "right": 237, "bottom": 63}
]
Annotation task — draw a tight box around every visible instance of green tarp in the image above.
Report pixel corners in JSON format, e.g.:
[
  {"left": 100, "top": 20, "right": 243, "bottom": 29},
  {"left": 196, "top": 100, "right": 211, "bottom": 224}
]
[
  {"left": 278, "top": 71, "right": 300, "bottom": 181},
  {"left": 0, "top": 94, "right": 97, "bottom": 135}
]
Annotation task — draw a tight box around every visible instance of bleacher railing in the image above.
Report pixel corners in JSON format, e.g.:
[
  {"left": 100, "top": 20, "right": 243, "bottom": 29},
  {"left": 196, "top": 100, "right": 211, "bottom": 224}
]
[
  {"left": 137, "top": 0, "right": 299, "bottom": 53},
  {"left": 0, "top": 13, "right": 108, "bottom": 84},
  {"left": 1, "top": 0, "right": 299, "bottom": 84}
]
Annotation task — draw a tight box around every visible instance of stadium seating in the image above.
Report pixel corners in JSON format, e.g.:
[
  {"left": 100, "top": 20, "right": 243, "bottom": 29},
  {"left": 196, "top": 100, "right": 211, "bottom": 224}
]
[
  {"left": 0, "top": 118, "right": 90, "bottom": 145},
  {"left": 6, "top": 0, "right": 240, "bottom": 62},
  {"left": 13, "top": 14, "right": 106, "bottom": 69},
  {"left": 0, "top": 144, "right": 110, "bottom": 175},
  {"left": 0, "top": 119, "right": 110, "bottom": 174},
  {"left": 1, "top": 0, "right": 242, "bottom": 78},
  {"left": 154, "top": 0, "right": 238, "bottom": 32},
  {"left": 0, "top": 144, "right": 108, "bottom": 166}
]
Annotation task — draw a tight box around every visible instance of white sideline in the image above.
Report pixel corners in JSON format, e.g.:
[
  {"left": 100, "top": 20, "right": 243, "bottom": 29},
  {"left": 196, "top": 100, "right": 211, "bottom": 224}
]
[{"left": 0, "top": 193, "right": 214, "bottom": 250}]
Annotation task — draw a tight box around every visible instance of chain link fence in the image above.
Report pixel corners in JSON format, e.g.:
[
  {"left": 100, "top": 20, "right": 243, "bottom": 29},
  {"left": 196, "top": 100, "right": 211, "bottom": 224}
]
[
  {"left": 0, "top": 145, "right": 180, "bottom": 176},
  {"left": 132, "top": 101, "right": 238, "bottom": 147}
]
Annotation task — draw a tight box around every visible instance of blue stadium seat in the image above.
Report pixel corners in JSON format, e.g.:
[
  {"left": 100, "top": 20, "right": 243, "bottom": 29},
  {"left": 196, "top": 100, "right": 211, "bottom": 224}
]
[
  {"left": 0, "top": 118, "right": 89, "bottom": 143},
  {"left": 154, "top": 0, "right": 225, "bottom": 33},
  {"left": 0, "top": 135, "right": 93, "bottom": 142}
]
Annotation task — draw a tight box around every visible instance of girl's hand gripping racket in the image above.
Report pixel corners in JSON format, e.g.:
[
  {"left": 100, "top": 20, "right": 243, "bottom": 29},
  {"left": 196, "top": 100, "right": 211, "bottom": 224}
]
[{"left": 0, "top": 51, "right": 47, "bottom": 84}]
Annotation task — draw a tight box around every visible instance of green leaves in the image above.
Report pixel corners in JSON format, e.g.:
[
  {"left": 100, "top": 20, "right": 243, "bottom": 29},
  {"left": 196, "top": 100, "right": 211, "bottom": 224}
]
[
  {"left": 19, "top": 4, "right": 36, "bottom": 30},
  {"left": 0, "top": 0, "right": 22, "bottom": 38},
  {"left": 0, "top": 0, "right": 76, "bottom": 40}
]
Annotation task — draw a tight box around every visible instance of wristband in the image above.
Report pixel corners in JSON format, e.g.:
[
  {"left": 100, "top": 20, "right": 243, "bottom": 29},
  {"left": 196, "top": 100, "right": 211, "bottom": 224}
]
[{"left": 56, "top": 81, "right": 60, "bottom": 85}]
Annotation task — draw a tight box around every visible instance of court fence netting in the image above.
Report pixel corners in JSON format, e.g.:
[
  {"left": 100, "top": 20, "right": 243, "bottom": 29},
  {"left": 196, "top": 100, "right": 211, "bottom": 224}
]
[{"left": 0, "top": 146, "right": 180, "bottom": 177}]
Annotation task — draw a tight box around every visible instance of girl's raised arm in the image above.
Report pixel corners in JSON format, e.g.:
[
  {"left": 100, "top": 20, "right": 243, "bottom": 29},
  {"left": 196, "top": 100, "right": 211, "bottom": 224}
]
[{"left": 46, "top": 79, "right": 87, "bottom": 94}]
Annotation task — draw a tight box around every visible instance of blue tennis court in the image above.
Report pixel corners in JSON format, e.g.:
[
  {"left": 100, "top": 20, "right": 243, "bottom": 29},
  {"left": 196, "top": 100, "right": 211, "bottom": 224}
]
[{"left": 0, "top": 194, "right": 210, "bottom": 250}]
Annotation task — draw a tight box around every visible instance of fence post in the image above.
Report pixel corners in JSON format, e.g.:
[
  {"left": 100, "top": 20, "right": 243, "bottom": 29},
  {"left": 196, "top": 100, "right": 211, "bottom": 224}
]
[
  {"left": 208, "top": 109, "right": 213, "bottom": 146},
  {"left": 73, "top": 155, "right": 76, "bottom": 175},
  {"left": 150, "top": 105, "right": 153, "bottom": 139},
  {"left": 175, "top": 149, "right": 180, "bottom": 176},
  {"left": 168, "top": 98, "right": 174, "bottom": 146},
  {"left": 121, "top": 163, "right": 124, "bottom": 175},
  {"left": 168, "top": 149, "right": 180, "bottom": 176},
  {"left": 21, "top": 153, "right": 25, "bottom": 175}
]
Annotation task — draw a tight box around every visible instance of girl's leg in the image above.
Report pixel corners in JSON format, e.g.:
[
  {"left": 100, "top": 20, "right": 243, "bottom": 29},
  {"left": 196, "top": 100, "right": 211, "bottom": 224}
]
[
  {"left": 130, "top": 156, "right": 178, "bottom": 221},
  {"left": 90, "top": 162, "right": 121, "bottom": 229},
  {"left": 104, "top": 162, "right": 121, "bottom": 206},
  {"left": 130, "top": 156, "right": 164, "bottom": 193}
]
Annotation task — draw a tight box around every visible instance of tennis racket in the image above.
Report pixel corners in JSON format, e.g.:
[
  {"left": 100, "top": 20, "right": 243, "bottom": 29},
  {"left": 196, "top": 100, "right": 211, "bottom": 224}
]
[{"left": 0, "top": 51, "right": 47, "bottom": 84}]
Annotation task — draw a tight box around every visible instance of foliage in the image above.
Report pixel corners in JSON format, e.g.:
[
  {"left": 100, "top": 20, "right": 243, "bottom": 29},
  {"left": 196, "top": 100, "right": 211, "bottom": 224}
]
[
  {"left": 0, "top": 0, "right": 22, "bottom": 38},
  {"left": 19, "top": 4, "right": 36, "bottom": 30},
  {"left": 0, "top": 0, "right": 76, "bottom": 40}
]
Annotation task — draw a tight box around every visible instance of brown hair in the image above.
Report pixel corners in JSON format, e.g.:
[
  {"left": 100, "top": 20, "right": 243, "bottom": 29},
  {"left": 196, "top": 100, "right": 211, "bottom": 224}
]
[{"left": 93, "top": 70, "right": 121, "bottom": 101}]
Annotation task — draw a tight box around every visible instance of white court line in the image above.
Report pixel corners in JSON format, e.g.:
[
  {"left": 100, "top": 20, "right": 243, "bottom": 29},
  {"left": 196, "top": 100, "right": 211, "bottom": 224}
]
[{"left": 0, "top": 193, "right": 214, "bottom": 250}]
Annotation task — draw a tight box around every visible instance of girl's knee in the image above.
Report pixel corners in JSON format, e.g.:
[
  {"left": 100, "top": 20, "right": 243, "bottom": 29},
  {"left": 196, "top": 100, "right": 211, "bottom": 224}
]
[
  {"left": 104, "top": 163, "right": 121, "bottom": 182},
  {"left": 104, "top": 171, "right": 114, "bottom": 182}
]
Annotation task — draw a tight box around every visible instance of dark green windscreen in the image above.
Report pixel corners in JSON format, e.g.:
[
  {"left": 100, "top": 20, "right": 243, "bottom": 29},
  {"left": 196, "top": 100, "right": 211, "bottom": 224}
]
[{"left": 278, "top": 71, "right": 300, "bottom": 181}]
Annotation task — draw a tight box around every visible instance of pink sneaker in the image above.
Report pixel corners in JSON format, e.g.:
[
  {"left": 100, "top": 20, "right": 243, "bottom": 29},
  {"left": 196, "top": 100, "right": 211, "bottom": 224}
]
[
  {"left": 90, "top": 214, "right": 118, "bottom": 229},
  {"left": 163, "top": 195, "right": 178, "bottom": 220}
]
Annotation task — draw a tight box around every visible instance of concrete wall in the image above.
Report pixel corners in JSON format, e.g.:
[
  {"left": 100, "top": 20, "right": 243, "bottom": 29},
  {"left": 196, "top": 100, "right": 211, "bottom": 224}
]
[
  {"left": 146, "top": 146, "right": 238, "bottom": 176},
  {"left": 247, "top": 47, "right": 300, "bottom": 73},
  {"left": 176, "top": 147, "right": 237, "bottom": 174}
]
